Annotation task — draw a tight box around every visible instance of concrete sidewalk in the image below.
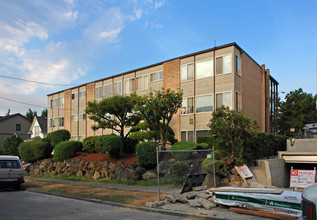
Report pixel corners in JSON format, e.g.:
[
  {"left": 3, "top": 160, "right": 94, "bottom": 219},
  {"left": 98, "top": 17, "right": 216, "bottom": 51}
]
[{"left": 25, "top": 176, "right": 270, "bottom": 220}]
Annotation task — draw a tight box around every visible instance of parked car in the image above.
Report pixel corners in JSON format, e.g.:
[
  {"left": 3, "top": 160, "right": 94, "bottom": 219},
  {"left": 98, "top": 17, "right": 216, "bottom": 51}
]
[
  {"left": 302, "top": 183, "right": 317, "bottom": 220},
  {"left": 0, "top": 156, "right": 24, "bottom": 190}
]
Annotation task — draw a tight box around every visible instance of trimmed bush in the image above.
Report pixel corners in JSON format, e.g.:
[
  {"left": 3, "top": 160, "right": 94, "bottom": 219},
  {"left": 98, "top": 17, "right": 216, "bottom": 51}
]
[
  {"left": 170, "top": 141, "right": 209, "bottom": 161},
  {"left": 122, "top": 137, "right": 139, "bottom": 154},
  {"left": 136, "top": 141, "right": 157, "bottom": 169},
  {"left": 95, "top": 135, "right": 122, "bottom": 159},
  {"left": 54, "top": 141, "right": 82, "bottom": 161},
  {"left": 2, "top": 135, "right": 23, "bottom": 156},
  {"left": 48, "top": 129, "right": 70, "bottom": 148},
  {"left": 18, "top": 141, "right": 51, "bottom": 163},
  {"left": 82, "top": 136, "right": 97, "bottom": 153}
]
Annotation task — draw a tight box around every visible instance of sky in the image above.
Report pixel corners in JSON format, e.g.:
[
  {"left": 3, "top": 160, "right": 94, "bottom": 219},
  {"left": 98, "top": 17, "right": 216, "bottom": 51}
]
[{"left": 0, "top": 0, "right": 317, "bottom": 116}]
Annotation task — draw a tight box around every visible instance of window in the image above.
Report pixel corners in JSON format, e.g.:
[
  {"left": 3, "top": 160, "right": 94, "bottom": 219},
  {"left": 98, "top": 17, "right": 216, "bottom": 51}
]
[
  {"left": 235, "top": 92, "right": 241, "bottom": 110},
  {"left": 181, "top": 131, "right": 194, "bottom": 142},
  {"left": 59, "top": 117, "right": 64, "bottom": 127},
  {"left": 181, "top": 63, "right": 194, "bottom": 82},
  {"left": 103, "top": 84, "right": 112, "bottom": 97},
  {"left": 34, "top": 126, "right": 40, "bottom": 136},
  {"left": 216, "top": 55, "right": 232, "bottom": 75},
  {"left": 79, "top": 114, "right": 86, "bottom": 121},
  {"left": 59, "top": 97, "right": 64, "bottom": 107},
  {"left": 114, "top": 82, "right": 122, "bottom": 95},
  {"left": 136, "top": 75, "right": 148, "bottom": 91},
  {"left": 53, "top": 98, "right": 59, "bottom": 108},
  {"left": 216, "top": 92, "right": 232, "bottom": 109},
  {"left": 53, "top": 118, "right": 58, "bottom": 127},
  {"left": 125, "top": 79, "right": 135, "bottom": 94},
  {"left": 48, "top": 99, "right": 52, "bottom": 109},
  {"left": 196, "top": 94, "right": 213, "bottom": 113},
  {"left": 150, "top": 71, "right": 163, "bottom": 82},
  {"left": 196, "top": 59, "right": 213, "bottom": 79},
  {"left": 48, "top": 119, "right": 52, "bottom": 128},
  {"left": 16, "top": 124, "right": 21, "bottom": 131},
  {"left": 0, "top": 160, "right": 21, "bottom": 169},
  {"left": 196, "top": 130, "right": 209, "bottom": 141},
  {"left": 181, "top": 97, "right": 194, "bottom": 114},
  {"left": 71, "top": 115, "right": 78, "bottom": 121},
  {"left": 235, "top": 55, "right": 241, "bottom": 75},
  {"left": 72, "top": 93, "right": 78, "bottom": 100},
  {"left": 79, "top": 91, "right": 86, "bottom": 98},
  {"left": 95, "top": 86, "right": 103, "bottom": 99}
]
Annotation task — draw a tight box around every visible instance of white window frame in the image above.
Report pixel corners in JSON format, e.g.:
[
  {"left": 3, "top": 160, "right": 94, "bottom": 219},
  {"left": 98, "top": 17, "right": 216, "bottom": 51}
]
[
  {"left": 216, "top": 54, "right": 232, "bottom": 75},
  {"left": 136, "top": 75, "right": 148, "bottom": 91},
  {"left": 124, "top": 78, "right": 135, "bottom": 94},
  {"left": 181, "top": 97, "right": 194, "bottom": 115},
  {"left": 53, "top": 98, "right": 59, "bottom": 108},
  {"left": 103, "top": 84, "right": 112, "bottom": 97},
  {"left": 235, "top": 91, "right": 241, "bottom": 111},
  {"left": 114, "top": 81, "right": 122, "bottom": 95},
  {"left": 59, "top": 97, "right": 64, "bottom": 107},
  {"left": 195, "top": 58, "right": 213, "bottom": 80},
  {"left": 180, "top": 130, "right": 194, "bottom": 142},
  {"left": 181, "top": 63, "right": 194, "bottom": 82},
  {"left": 216, "top": 91, "right": 232, "bottom": 109},
  {"left": 53, "top": 118, "right": 59, "bottom": 128},
  {"left": 150, "top": 71, "right": 163, "bottom": 82},
  {"left": 235, "top": 54, "right": 241, "bottom": 76},
  {"left": 79, "top": 91, "right": 86, "bottom": 98},
  {"left": 195, "top": 94, "right": 214, "bottom": 114},
  {"left": 59, "top": 117, "right": 64, "bottom": 127},
  {"left": 72, "top": 93, "right": 78, "bottom": 100},
  {"left": 95, "top": 86, "right": 103, "bottom": 99}
]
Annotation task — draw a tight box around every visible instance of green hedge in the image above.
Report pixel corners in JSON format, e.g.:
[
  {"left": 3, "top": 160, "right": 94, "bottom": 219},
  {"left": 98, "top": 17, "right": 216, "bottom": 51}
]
[
  {"left": 2, "top": 135, "right": 23, "bottom": 156},
  {"left": 170, "top": 141, "right": 209, "bottom": 161},
  {"left": 48, "top": 129, "right": 70, "bottom": 148},
  {"left": 199, "top": 132, "right": 287, "bottom": 164},
  {"left": 18, "top": 141, "right": 52, "bottom": 163},
  {"left": 82, "top": 136, "right": 97, "bottom": 153},
  {"left": 136, "top": 141, "right": 157, "bottom": 169},
  {"left": 53, "top": 141, "right": 82, "bottom": 161},
  {"left": 95, "top": 135, "right": 122, "bottom": 159},
  {"left": 122, "top": 137, "right": 139, "bottom": 154}
]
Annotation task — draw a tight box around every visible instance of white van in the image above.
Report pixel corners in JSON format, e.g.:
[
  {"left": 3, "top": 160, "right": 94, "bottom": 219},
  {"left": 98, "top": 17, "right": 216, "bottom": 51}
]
[{"left": 0, "top": 156, "right": 24, "bottom": 190}]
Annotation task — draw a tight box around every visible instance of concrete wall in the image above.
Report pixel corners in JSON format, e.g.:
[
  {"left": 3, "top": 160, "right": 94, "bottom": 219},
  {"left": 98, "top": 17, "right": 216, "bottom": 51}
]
[
  {"left": 286, "top": 139, "right": 317, "bottom": 152},
  {"left": 251, "top": 159, "right": 288, "bottom": 188}
]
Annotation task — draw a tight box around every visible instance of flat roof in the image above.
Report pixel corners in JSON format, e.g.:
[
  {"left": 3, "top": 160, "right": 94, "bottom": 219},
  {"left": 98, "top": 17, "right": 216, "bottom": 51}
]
[{"left": 48, "top": 42, "right": 272, "bottom": 96}]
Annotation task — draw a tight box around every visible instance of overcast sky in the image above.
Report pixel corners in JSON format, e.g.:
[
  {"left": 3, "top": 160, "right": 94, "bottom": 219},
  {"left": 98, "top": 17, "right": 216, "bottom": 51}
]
[{"left": 1, "top": 0, "right": 317, "bottom": 115}]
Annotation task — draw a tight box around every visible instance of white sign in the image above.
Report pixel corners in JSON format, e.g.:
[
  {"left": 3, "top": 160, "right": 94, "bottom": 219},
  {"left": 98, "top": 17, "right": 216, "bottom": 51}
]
[
  {"left": 236, "top": 165, "right": 253, "bottom": 179},
  {"left": 290, "top": 169, "right": 316, "bottom": 188}
]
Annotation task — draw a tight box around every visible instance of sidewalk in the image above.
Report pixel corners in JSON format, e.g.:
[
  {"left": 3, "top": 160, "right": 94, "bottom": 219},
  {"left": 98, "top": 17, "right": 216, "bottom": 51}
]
[{"left": 25, "top": 176, "right": 270, "bottom": 220}]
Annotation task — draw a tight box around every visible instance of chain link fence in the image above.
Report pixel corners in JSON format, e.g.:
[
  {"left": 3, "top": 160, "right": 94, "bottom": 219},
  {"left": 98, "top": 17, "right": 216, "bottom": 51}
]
[{"left": 156, "top": 148, "right": 215, "bottom": 200}]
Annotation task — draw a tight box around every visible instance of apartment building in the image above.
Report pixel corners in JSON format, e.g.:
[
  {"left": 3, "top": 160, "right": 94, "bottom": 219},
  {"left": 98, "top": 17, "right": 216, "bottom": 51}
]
[{"left": 47, "top": 42, "right": 279, "bottom": 141}]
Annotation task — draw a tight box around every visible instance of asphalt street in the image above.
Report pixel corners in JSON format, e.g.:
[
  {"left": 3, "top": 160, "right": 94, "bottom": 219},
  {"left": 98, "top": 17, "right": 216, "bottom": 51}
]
[{"left": 0, "top": 190, "right": 193, "bottom": 220}]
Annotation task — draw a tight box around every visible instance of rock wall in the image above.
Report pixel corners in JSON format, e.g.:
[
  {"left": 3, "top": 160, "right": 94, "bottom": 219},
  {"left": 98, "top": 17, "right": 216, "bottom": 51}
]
[{"left": 27, "top": 158, "right": 141, "bottom": 180}]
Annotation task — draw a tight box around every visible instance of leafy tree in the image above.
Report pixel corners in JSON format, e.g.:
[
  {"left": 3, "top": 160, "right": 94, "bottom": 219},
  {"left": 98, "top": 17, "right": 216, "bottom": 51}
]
[
  {"left": 85, "top": 94, "right": 141, "bottom": 146},
  {"left": 279, "top": 88, "right": 317, "bottom": 136},
  {"left": 129, "top": 121, "right": 177, "bottom": 145},
  {"left": 135, "top": 88, "right": 183, "bottom": 149},
  {"left": 25, "top": 108, "right": 37, "bottom": 121},
  {"left": 2, "top": 135, "right": 23, "bottom": 156},
  {"left": 208, "top": 106, "right": 257, "bottom": 162},
  {"left": 5, "top": 109, "right": 10, "bottom": 116},
  {"left": 41, "top": 109, "right": 47, "bottom": 118}
]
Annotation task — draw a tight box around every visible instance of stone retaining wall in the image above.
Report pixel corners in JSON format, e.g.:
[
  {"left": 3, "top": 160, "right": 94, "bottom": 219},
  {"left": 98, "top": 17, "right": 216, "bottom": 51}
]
[{"left": 27, "top": 158, "right": 141, "bottom": 180}]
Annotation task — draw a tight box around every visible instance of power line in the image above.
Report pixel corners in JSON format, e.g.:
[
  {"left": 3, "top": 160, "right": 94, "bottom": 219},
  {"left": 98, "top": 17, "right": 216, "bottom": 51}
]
[
  {"left": 0, "top": 96, "right": 46, "bottom": 108},
  {"left": 0, "top": 74, "right": 77, "bottom": 86}
]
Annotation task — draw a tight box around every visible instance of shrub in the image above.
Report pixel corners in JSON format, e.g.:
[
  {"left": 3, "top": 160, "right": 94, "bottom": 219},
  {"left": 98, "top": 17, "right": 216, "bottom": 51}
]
[
  {"left": 202, "top": 157, "right": 230, "bottom": 177},
  {"left": 122, "top": 137, "right": 139, "bottom": 154},
  {"left": 18, "top": 141, "right": 51, "bottom": 163},
  {"left": 136, "top": 141, "right": 157, "bottom": 169},
  {"left": 170, "top": 161, "right": 189, "bottom": 185},
  {"left": 48, "top": 129, "right": 70, "bottom": 148},
  {"left": 170, "top": 141, "right": 197, "bottom": 161},
  {"left": 82, "top": 136, "right": 97, "bottom": 153},
  {"left": 2, "top": 135, "right": 23, "bottom": 156},
  {"left": 95, "top": 135, "right": 122, "bottom": 159},
  {"left": 54, "top": 141, "right": 82, "bottom": 161}
]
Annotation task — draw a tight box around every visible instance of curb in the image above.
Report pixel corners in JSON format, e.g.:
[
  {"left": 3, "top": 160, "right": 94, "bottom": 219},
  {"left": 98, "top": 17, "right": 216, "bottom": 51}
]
[{"left": 29, "top": 190, "right": 223, "bottom": 220}]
